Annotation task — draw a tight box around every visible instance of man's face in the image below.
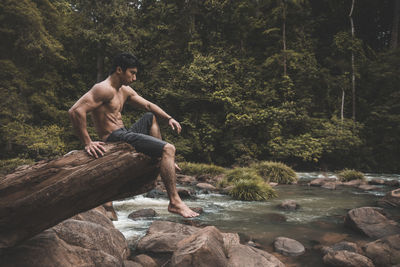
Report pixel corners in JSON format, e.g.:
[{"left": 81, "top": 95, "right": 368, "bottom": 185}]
[{"left": 120, "top": 67, "right": 137, "bottom": 85}]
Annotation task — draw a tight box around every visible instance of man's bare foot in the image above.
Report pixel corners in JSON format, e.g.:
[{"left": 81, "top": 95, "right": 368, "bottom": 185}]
[
  {"left": 168, "top": 202, "right": 199, "bottom": 218},
  {"left": 174, "top": 163, "right": 182, "bottom": 172}
]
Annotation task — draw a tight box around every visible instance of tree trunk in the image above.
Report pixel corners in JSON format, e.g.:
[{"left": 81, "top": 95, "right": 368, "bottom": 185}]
[
  {"left": 341, "top": 89, "right": 345, "bottom": 123},
  {"left": 349, "top": 0, "right": 356, "bottom": 122},
  {"left": 0, "top": 142, "right": 160, "bottom": 248},
  {"left": 391, "top": 0, "right": 400, "bottom": 49}
]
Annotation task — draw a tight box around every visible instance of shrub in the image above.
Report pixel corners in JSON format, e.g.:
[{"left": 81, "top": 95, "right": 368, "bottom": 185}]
[
  {"left": 251, "top": 161, "right": 298, "bottom": 184},
  {"left": 0, "top": 158, "right": 34, "bottom": 175},
  {"left": 229, "top": 179, "right": 277, "bottom": 201},
  {"left": 337, "top": 169, "right": 365, "bottom": 182},
  {"left": 224, "top": 167, "right": 263, "bottom": 184},
  {"left": 179, "top": 162, "right": 226, "bottom": 176}
]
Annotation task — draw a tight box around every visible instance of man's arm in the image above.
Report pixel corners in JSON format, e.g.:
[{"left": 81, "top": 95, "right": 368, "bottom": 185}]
[
  {"left": 126, "top": 87, "right": 182, "bottom": 133},
  {"left": 69, "top": 85, "right": 112, "bottom": 157}
]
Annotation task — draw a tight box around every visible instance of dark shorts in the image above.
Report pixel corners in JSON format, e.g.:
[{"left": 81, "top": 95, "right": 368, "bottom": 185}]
[{"left": 106, "top": 112, "right": 167, "bottom": 157}]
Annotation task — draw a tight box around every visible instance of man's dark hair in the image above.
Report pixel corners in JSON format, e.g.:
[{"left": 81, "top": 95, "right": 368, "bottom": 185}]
[{"left": 109, "top": 52, "right": 140, "bottom": 74}]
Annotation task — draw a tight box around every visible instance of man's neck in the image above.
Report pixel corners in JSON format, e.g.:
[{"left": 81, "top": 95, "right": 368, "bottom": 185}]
[{"left": 107, "top": 74, "right": 123, "bottom": 90}]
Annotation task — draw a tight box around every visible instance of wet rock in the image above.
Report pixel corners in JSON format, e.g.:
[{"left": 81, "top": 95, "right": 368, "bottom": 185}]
[
  {"left": 103, "top": 202, "right": 118, "bottom": 221},
  {"left": 128, "top": 209, "right": 157, "bottom": 220},
  {"left": 273, "top": 236, "right": 305, "bottom": 256},
  {"left": 310, "top": 177, "right": 337, "bottom": 186},
  {"left": 358, "top": 184, "right": 379, "bottom": 191},
  {"left": 0, "top": 207, "right": 129, "bottom": 267},
  {"left": 369, "top": 178, "right": 385, "bottom": 185},
  {"left": 170, "top": 226, "right": 228, "bottom": 267},
  {"left": 221, "top": 185, "right": 234, "bottom": 194},
  {"left": 145, "top": 189, "right": 167, "bottom": 198},
  {"left": 196, "top": 182, "right": 217, "bottom": 191},
  {"left": 378, "top": 188, "right": 400, "bottom": 208},
  {"left": 133, "top": 254, "right": 157, "bottom": 267},
  {"left": 363, "top": 234, "right": 400, "bottom": 267},
  {"left": 321, "top": 182, "right": 337, "bottom": 190},
  {"left": 323, "top": 250, "right": 374, "bottom": 267},
  {"left": 345, "top": 207, "right": 400, "bottom": 238},
  {"left": 196, "top": 174, "right": 213, "bottom": 183},
  {"left": 176, "top": 174, "right": 196, "bottom": 185},
  {"left": 278, "top": 200, "right": 300, "bottom": 211},
  {"left": 227, "top": 244, "right": 285, "bottom": 267},
  {"left": 190, "top": 207, "right": 204, "bottom": 214},
  {"left": 177, "top": 187, "right": 196, "bottom": 199},
  {"left": 342, "top": 179, "right": 367, "bottom": 187},
  {"left": 321, "top": 241, "right": 362, "bottom": 255},
  {"left": 385, "top": 179, "right": 400, "bottom": 187},
  {"left": 269, "top": 182, "right": 278, "bottom": 187}
]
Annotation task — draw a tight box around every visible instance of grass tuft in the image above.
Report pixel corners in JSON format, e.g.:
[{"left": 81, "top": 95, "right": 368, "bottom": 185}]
[
  {"left": 250, "top": 161, "right": 297, "bottom": 184},
  {"left": 337, "top": 169, "right": 365, "bottom": 182}
]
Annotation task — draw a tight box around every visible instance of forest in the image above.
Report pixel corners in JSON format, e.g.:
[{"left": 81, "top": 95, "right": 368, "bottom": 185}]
[{"left": 0, "top": 0, "right": 399, "bottom": 173}]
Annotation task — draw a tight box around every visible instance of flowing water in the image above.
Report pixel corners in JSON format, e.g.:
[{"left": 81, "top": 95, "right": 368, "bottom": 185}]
[{"left": 113, "top": 172, "right": 400, "bottom": 266}]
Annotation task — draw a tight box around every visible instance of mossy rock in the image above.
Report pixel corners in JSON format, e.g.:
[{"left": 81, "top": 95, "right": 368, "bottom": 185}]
[
  {"left": 179, "top": 162, "right": 226, "bottom": 176},
  {"left": 337, "top": 169, "right": 365, "bottom": 182},
  {"left": 250, "top": 161, "right": 298, "bottom": 184},
  {"left": 229, "top": 179, "right": 277, "bottom": 201}
]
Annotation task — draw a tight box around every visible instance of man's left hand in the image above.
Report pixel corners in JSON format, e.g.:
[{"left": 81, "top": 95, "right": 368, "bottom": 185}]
[{"left": 169, "top": 118, "right": 182, "bottom": 134}]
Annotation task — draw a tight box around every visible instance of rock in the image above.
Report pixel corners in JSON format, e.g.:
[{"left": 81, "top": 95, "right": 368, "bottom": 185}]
[
  {"left": 190, "top": 207, "right": 204, "bottom": 214},
  {"left": 369, "top": 178, "right": 385, "bottom": 185},
  {"left": 177, "top": 187, "right": 196, "bottom": 199},
  {"left": 342, "top": 179, "right": 367, "bottom": 187},
  {"left": 196, "top": 182, "right": 217, "bottom": 191},
  {"left": 145, "top": 189, "right": 167, "bottom": 198},
  {"left": 0, "top": 142, "right": 160, "bottom": 248},
  {"left": 345, "top": 207, "right": 400, "bottom": 239},
  {"left": 384, "top": 179, "right": 400, "bottom": 187},
  {"left": 378, "top": 188, "right": 400, "bottom": 208},
  {"left": 310, "top": 177, "right": 337, "bottom": 186},
  {"left": 170, "top": 226, "right": 228, "bottom": 267},
  {"left": 323, "top": 250, "right": 374, "bottom": 267},
  {"left": 269, "top": 182, "right": 278, "bottom": 187},
  {"left": 176, "top": 174, "right": 196, "bottom": 185},
  {"left": 321, "top": 241, "right": 362, "bottom": 255},
  {"left": 124, "top": 260, "right": 143, "bottom": 267},
  {"left": 321, "top": 182, "right": 337, "bottom": 190},
  {"left": 128, "top": 209, "right": 157, "bottom": 220},
  {"left": 278, "top": 200, "right": 300, "bottom": 211},
  {"left": 363, "top": 234, "right": 400, "bottom": 267},
  {"left": 221, "top": 185, "right": 235, "bottom": 194},
  {"left": 222, "top": 232, "right": 241, "bottom": 251},
  {"left": 358, "top": 184, "right": 379, "bottom": 191},
  {"left": 0, "top": 206, "right": 129, "bottom": 267},
  {"left": 273, "top": 237, "right": 305, "bottom": 256},
  {"left": 133, "top": 254, "right": 158, "bottom": 267},
  {"left": 103, "top": 202, "right": 118, "bottom": 221},
  {"left": 197, "top": 174, "right": 213, "bottom": 183},
  {"left": 137, "top": 221, "right": 199, "bottom": 253},
  {"left": 227, "top": 244, "right": 285, "bottom": 267}
]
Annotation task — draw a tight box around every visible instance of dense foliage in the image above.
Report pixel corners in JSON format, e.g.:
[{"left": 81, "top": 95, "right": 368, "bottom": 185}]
[
  {"left": 251, "top": 161, "right": 298, "bottom": 184},
  {"left": 337, "top": 169, "right": 366, "bottom": 182},
  {"left": 179, "top": 162, "right": 226, "bottom": 176},
  {"left": 1, "top": 0, "right": 399, "bottom": 173}
]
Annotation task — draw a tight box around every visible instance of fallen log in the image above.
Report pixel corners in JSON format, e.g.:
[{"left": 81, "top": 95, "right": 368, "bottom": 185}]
[{"left": 0, "top": 142, "right": 160, "bottom": 248}]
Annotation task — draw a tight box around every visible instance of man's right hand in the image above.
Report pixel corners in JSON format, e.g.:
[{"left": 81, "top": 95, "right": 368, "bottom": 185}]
[{"left": 85, "top": 141, "right": 106, "bottom": 158}]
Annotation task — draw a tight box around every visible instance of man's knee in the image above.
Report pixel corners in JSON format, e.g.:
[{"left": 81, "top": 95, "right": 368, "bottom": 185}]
[{"left": 163, "top": 143, "right": 176, "bottom": 156}]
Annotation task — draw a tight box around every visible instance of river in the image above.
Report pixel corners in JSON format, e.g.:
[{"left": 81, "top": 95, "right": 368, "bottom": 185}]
[{"left": 112, "top": 172, "right": 399, "bottom": 266}]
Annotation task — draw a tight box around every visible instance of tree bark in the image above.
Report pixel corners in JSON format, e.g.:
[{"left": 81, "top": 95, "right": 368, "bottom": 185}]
[
  {"left": 0, "top": 142, "right": 160, "bottom": 248},
  {"left": 391, "top": 0, "right": 400, "bottom": 49}
]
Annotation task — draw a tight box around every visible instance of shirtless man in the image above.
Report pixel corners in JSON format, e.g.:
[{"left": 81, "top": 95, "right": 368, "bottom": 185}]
[{"left": 69, "top": 52, "right": 199, "bottom": 218}]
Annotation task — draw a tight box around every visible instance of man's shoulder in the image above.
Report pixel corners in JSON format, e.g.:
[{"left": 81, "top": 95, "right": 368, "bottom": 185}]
[
  {"left": 121, "top": 85, "right": 138, "bottom": 96},
  {"left": 90, "top": 82, "right": 114, "bottom": 101}
]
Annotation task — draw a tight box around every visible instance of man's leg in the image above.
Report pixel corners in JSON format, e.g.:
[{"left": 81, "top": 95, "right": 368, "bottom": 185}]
[{"left": 161, "top": 143, "right": 199, "bottom": 218}]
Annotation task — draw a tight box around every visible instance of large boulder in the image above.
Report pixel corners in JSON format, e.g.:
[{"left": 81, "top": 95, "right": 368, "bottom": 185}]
[
  {"left": 363, "top": 234, "right": 400, "bottom": 267},
  {"left": 323, "top": 250, "right": 374, "bottom": 267},
  {"left": 170, "top": 226, "right": 228, "bottom": 267},
  {"left": 378, "top": 188, "right": 400, "bottom": 208},
  {"left": 344, "top": 207, "right": 400, "bottom": 238},
  {"left": 273, "top": 237, "right": 305, "bottom": 256},
  {"left": 310, "top": 178, "right": 338, "bottom": 187},
  {"left": 128, "top": 209, "right": 158, "bottom": 220},
  {"left": 227, "top": 244, "right": 285, "bottom": 267},
  {"left": 0, "top": 206, "right": 129, "bottom": 267},
  {"left": 278, "top": 200, "right": 300, "bottom": 211}
]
